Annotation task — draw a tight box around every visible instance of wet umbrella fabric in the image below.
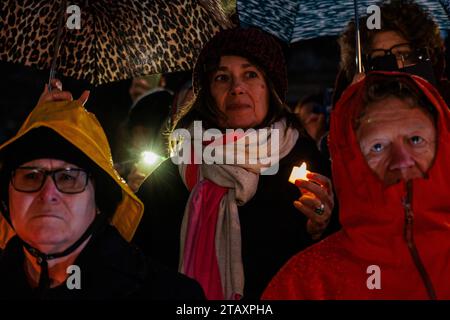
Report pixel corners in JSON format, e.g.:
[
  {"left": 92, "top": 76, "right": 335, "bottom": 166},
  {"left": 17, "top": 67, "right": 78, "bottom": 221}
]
[{"left": 237, "top": 0, "right": 450, "bottom": 43}]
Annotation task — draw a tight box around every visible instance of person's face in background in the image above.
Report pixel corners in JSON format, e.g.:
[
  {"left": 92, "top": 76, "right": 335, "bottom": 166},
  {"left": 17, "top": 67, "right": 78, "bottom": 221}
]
[
  {"left": 294, "top": 101, "right": 326, "bottom": 142},
  {"left": 209, "top": 55, "right": 270, "bottom": 129},
  {"left": 129, "top": 74, "right": 163, "bottom": 103},
  {"left": 9, "top": 159, "right": 96, "bottom": 254},
  {"left": 356, "top": 96, "right": 436, "bottom": 185},
  {"left": 369, "top": 31, "right": 415, "bottom": 69}
]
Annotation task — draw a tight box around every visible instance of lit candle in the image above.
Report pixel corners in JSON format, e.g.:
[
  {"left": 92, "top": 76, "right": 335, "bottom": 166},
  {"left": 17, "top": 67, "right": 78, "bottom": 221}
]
[
  {"left": 288, "top": 162, "right": 309, "bottom": 184},
  {"left": 136, "top": 150, "right": 165, "bottom": 177}
]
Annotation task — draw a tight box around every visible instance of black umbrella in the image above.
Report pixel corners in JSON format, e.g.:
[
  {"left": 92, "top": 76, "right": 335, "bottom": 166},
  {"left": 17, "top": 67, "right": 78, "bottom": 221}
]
[{"left": 238, "top": 0, "right": 450, "bottom": 73}]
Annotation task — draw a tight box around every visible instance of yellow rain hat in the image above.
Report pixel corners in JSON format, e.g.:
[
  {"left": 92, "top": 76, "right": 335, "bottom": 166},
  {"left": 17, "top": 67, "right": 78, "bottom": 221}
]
[{"left": 0, "top": 100, "right": 143, "bottom": 242}]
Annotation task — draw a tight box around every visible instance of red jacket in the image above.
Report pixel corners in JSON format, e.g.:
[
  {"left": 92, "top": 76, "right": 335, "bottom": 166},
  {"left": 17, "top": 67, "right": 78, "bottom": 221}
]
[{"left": 263, "top": 72, "right": 450, "bottom": 299}]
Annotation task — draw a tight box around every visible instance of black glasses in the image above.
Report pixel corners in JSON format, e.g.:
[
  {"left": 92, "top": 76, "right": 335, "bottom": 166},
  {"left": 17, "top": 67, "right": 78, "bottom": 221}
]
[
  {"left": 11, "top": 167, "right": 90, "bottom": 194},
  {"left": 367, "top": 43, "right": 431, "bottom": 69}
]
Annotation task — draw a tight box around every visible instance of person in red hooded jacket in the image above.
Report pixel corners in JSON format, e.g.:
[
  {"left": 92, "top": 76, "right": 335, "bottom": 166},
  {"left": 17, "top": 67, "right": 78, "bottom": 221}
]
[{"left": 262, "top": 72, "right": 450, "bottom": 300}]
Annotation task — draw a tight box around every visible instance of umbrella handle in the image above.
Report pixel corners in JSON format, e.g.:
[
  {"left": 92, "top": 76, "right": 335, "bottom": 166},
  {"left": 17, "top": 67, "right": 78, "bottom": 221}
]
[
  {"left": 48, "top": 0, "right": 68, "bottom": 92},
  {"left": 353, "top": 0, "right": 363, "bottom": 74},
  {"left": 355, "top": 29, "right": 363, "bottom": 74}
]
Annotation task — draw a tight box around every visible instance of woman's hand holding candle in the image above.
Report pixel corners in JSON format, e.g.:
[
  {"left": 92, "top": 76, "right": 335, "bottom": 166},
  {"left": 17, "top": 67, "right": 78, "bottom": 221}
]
[{"left": 290, "top": 163, "right": 334, "bottom": 240}]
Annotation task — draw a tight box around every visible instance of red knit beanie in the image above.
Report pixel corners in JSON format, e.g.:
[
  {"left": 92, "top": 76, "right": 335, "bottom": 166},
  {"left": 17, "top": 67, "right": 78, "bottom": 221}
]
[{"left": 192, "top": 27, "right": 287, "bottom": 101}]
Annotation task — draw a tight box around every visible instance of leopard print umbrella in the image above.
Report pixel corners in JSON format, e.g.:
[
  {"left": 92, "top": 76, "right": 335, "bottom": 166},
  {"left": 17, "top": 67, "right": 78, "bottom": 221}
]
[{"left": 0, "top": 0, "right": 231, "bottom": 85}]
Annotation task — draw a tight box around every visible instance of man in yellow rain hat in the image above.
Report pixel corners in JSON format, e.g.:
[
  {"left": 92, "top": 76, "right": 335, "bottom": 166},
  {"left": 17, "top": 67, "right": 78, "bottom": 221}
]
[{"left": 0, "top": 89, "right": 204, "bottom": 299}]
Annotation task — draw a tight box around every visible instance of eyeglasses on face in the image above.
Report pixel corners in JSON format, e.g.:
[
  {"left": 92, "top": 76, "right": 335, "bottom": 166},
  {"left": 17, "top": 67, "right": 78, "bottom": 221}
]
[
  {"left": 11, "top": 166, "right": 90, "bottom": 194},
  {"left": 367, "top": 43, "right": 430, "bottom": 68}
]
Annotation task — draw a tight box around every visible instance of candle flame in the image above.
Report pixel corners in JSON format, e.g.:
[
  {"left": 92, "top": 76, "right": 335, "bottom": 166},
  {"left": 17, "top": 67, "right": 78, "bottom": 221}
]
[{"left": 288, "top": 162, "right": 309, "bottom": 184}]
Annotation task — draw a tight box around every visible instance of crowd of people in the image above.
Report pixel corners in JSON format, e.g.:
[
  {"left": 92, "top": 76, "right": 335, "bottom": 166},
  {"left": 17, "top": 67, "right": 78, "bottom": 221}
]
[{"left": 0, "top": 0, "right": 449, "bottom": 300}]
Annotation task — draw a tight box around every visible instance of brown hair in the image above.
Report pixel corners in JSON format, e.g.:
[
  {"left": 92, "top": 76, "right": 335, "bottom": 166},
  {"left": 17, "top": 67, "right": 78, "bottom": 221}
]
[{"left": 354, "top": 75, "right": 437, "bottom": 129}]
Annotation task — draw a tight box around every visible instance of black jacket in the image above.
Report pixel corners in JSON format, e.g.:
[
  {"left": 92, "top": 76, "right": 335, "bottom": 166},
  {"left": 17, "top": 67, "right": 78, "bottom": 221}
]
[
  {"left": 133, "top": 133, "right": 340, "bottom": 299},
  {"left": 0, "top": 225, "right": 204, "bottom": 300}
]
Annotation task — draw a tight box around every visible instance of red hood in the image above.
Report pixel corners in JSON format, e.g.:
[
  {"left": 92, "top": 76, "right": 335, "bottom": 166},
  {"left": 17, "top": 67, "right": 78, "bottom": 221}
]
[
  {"left": 263, "top": 72, "right": 450, "bottom": 299},
  {"left": 330, "top": 71, "right": 450, "bottom": 263}
]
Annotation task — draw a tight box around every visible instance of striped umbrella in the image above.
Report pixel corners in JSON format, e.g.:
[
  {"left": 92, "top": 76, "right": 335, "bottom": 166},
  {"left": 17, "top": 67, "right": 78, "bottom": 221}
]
[{"left": 238, "top": 0, "right": 450, "bottom": 43}]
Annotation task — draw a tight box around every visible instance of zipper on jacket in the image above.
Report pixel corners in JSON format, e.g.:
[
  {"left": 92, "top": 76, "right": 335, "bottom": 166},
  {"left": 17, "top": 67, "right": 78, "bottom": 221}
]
[{"left": 402, "top": 181, "right": 437, "bottom": 300}]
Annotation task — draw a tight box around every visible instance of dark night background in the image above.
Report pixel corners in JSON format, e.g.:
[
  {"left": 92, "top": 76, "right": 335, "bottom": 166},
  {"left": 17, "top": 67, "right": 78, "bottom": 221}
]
[{"left": 1, "top": 33, "right": 449, "bottom": 161}]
